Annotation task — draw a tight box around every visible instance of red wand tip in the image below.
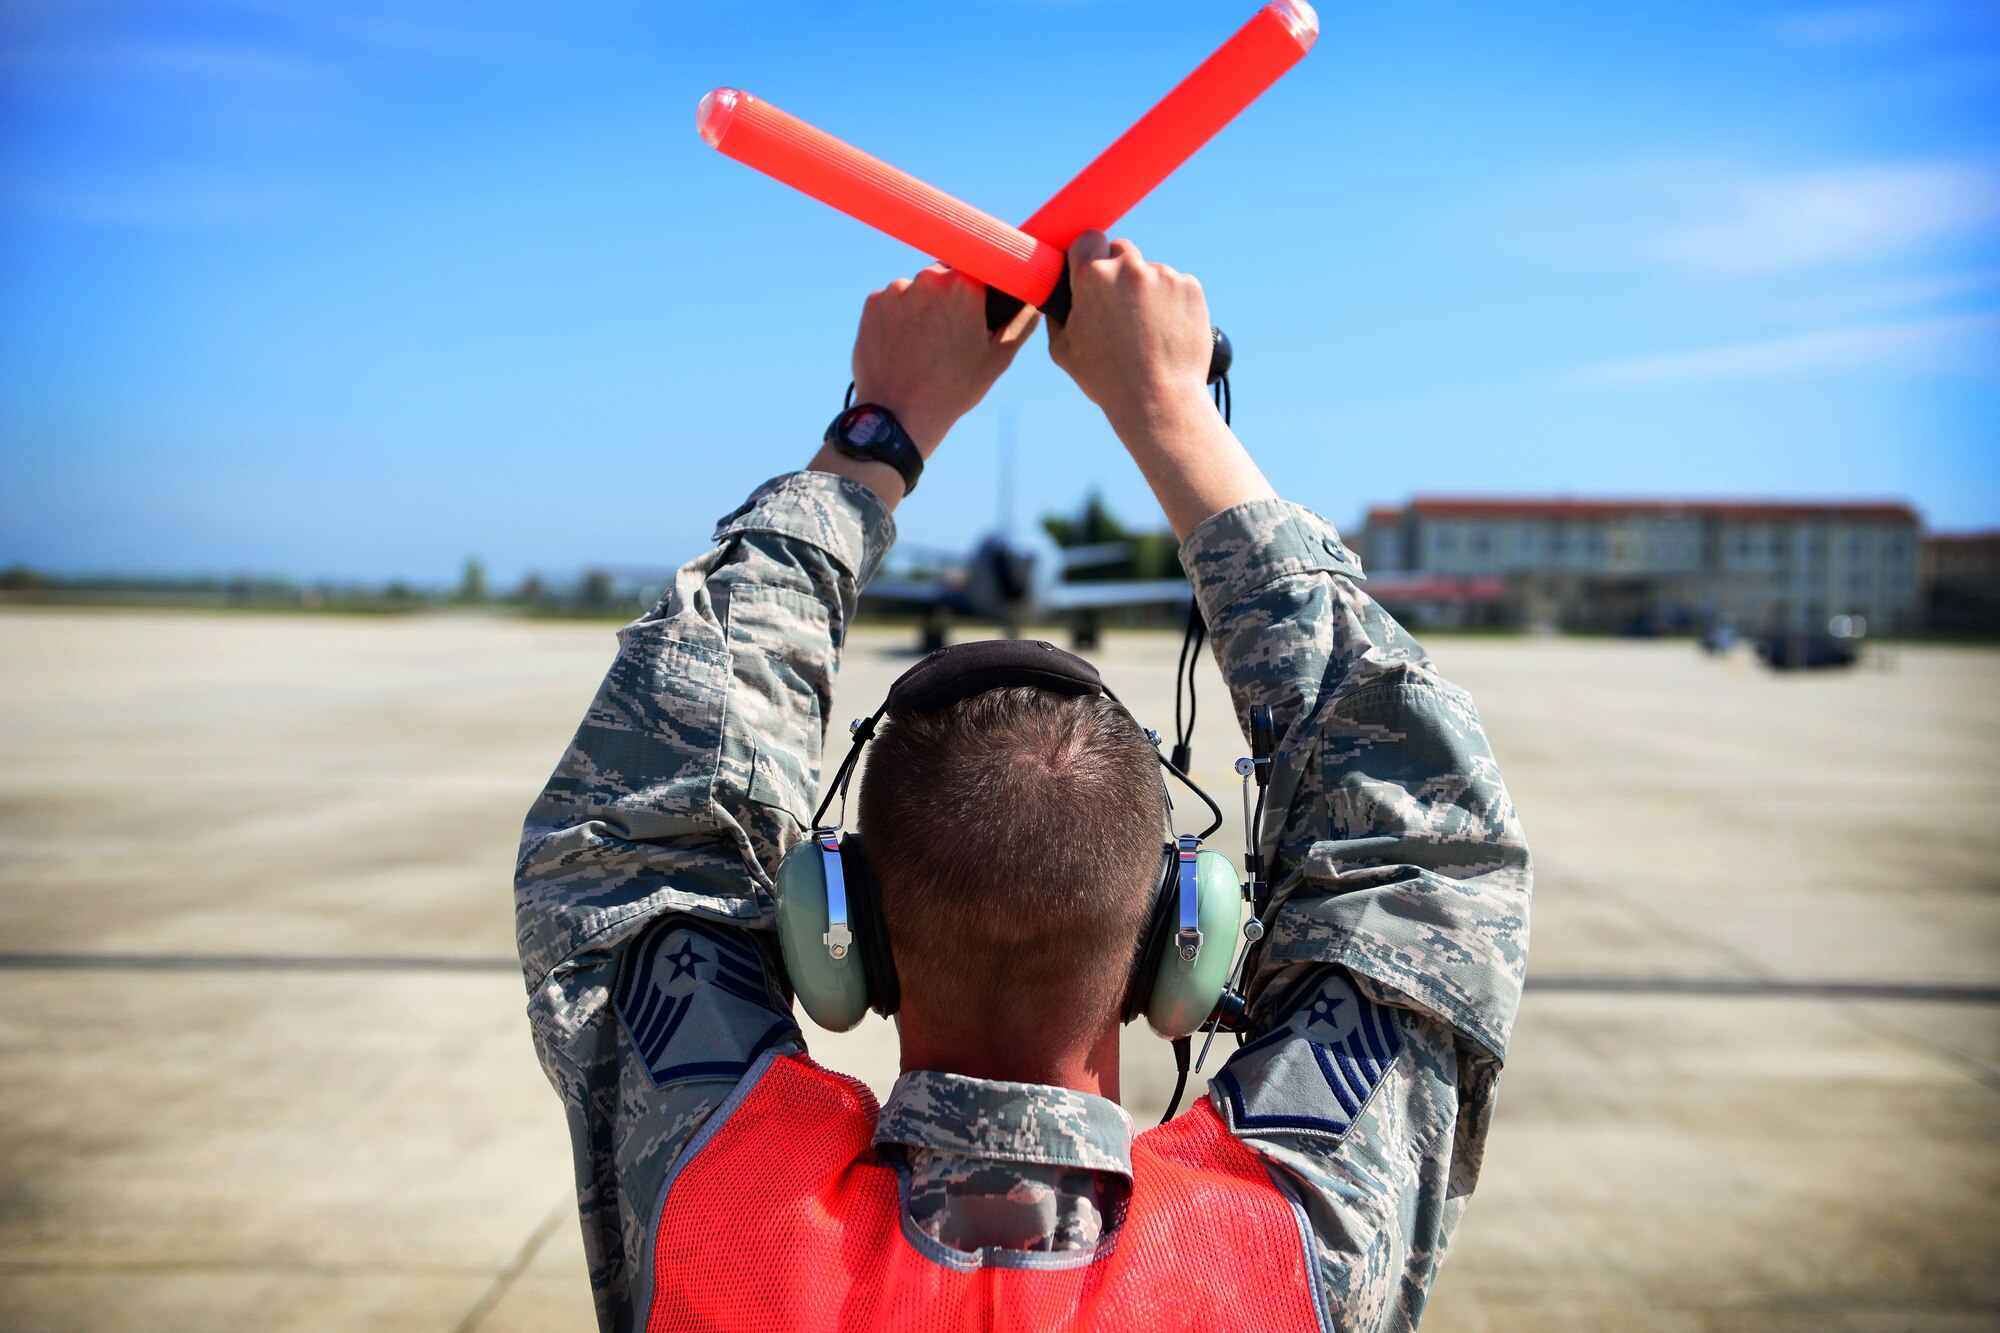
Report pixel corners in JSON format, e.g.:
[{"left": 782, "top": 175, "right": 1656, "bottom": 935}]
[
  {"left": 1269, "top": 0, "right": 1320, "bottom": 49},
  {"left": 696, "top": 88, "right": 742, "bottom": 149}
]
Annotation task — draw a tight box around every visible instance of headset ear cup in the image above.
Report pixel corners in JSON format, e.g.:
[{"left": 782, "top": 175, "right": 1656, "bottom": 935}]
[
  {"left": 838, "top": 834, "right": 900, "bottom": 1017},
  {"left": 773, "top": 836, "right": 873, "bottom": 1032},
  {"left": 1141, "top": 848, "right": 1242, "bottom": 1040},
  {"left": 1122, "top": 845, "right": 1181, "bottom": 1025}
]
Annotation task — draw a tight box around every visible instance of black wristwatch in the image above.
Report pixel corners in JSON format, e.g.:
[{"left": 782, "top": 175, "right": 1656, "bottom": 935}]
[{"left": 824, "top": 402, "right": 924, "bottom": 497}]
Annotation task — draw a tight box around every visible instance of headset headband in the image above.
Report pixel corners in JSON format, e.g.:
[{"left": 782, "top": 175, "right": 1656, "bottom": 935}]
[
  {"left": 885, "top": 638, "right": 1102, "bottom": 713},
  {"left": 813, "top": 640, "right": 1100, "bottom": 828},
  {"left": 811, "top": 638, "right": 1221, "bottom": 839}
]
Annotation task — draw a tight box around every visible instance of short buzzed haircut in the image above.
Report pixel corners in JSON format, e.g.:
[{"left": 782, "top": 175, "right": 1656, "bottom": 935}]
[{"left": 856, "top": 686, "right": 1166, "bottom": 1059}]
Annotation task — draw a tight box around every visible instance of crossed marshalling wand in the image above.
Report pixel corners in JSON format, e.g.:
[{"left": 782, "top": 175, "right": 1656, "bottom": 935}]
[{"left": 696, "top": 1, "right": 1320, "bottom": 389}]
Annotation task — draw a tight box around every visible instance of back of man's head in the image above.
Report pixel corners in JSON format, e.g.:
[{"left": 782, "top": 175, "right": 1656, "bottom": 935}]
[{"left": 856, "top": 686, "right": 1165, "bottom": 1064}]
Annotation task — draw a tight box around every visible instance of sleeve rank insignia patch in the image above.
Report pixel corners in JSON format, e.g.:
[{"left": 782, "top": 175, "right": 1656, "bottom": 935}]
[
  {"left": 1212, "top": 967, "right": 1406, "bottom": 1139},
  {"left": 613, "top": 919, "right": 795, "bottom": 1088}
]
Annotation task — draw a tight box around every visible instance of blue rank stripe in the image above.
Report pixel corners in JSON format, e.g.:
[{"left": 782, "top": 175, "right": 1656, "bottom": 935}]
[
  {"left": 614, "top": 918, "right": 785, "bottom": 1086},
  {"left": 1215, "top": 973, "right": 1407, "bottom": 1139}
]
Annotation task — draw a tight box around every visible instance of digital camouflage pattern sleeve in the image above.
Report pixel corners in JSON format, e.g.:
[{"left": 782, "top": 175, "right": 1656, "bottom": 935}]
[
  {"left": 1181, "top": 498, "right": 1533, "bottom": 1331},
  {"left": 513, "top": 470, "right": 895, "bottom": 1332}
]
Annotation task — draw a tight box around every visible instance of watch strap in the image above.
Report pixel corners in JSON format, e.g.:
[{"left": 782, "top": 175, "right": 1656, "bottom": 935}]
[{"left": 825, "top": 403, "right": 923, "bottom": 496}]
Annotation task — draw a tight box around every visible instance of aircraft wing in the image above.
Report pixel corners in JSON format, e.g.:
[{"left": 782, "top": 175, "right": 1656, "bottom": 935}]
[
  {"left": 1041, "top": 579, "right": 1193, "bottom": 612},
  {"left": 859, "top": 578, "right": 972, "bottom": 614},
  {"left": 1055, "top": 541, "right": 1133, "bottom": 572}
]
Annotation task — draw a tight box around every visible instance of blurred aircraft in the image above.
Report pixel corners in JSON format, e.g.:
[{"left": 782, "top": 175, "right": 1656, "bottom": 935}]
[
  {"left": 862, "top": 414, "right": 1194, "bottom": 651},
  {"left": 863, "top": 529, "right": 1191, "bottom": 651}
]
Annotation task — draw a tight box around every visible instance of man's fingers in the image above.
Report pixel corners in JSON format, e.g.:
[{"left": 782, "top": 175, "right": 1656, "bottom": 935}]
[
  {"left": 997, "top": 304, "right": 1040, "bottom": 345},
  {"left": 1107, "top": 237, "right": 1143, "bottom": 266},
  {"left": 1069, "top": 229, "right": 1111, "bottom": 265}
]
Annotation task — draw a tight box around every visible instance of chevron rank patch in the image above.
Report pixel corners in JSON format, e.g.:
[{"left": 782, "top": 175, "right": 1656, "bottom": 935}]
[
  {"left": 613, "top": 918, "right": 796, "bottom": 1087},
  {"left": 1212, "top": 967, "right": 1405, "bottom": 1139}
]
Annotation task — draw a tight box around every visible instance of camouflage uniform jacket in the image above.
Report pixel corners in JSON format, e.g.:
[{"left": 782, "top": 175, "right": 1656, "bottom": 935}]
[{"left": 515, "top": 470, "right": 1531, "bottom": 1332}]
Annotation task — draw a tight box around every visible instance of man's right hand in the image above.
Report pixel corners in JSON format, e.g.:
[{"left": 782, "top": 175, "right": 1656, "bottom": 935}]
[
  {"left": 1047, "top": 231, "right": 1216, "bottom": 433},
  {"left": 1045, "top": 230, "right": 1276, "bottom": 542},
  {"left": 813, "top": 262, "right": 1037, "bottom": 512},
  {"left": 850, "top": 262, "right": 1037, "bottom": 458}
]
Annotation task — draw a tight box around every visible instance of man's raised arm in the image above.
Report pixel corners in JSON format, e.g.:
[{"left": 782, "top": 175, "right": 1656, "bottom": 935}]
[
  {"left": 1050, "top": 232, "right": 1532, "bottom": 1330},
  {"left": 514, "top": 267, "right": 1035, "bottom": 1330}
]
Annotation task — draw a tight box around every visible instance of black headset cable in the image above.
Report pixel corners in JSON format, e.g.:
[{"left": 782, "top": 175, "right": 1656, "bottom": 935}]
[
  {"left": 1171, "top": 604, "right": 1206, "bottom": 776},
  {"left": 1159, "top": 1035, "right": 1192, "bottom": 1125}
]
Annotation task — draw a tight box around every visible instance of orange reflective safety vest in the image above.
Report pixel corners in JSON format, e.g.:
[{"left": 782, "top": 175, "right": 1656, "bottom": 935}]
[{"left": 648, "top": 1053, "right": 1324, "bottom": 1332}]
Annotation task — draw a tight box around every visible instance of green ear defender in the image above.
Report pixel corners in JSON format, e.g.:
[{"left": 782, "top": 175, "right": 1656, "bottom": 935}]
[
  {"left": 775, "top": 826, "right": 1244, "bottom": 1040},
  {"left": 773, "top": 830, "right": 872, "bottom": 1033},
  {"left": 1137, "top": 842, "right": 1245, "bottom": 1040}
]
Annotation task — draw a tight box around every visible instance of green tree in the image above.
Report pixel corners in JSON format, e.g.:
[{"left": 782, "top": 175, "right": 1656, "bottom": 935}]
[
  {"left": 1127, "top": 531, "right": 1185, "bottom": 581},
  {"left": 1042, "top": 491, "right": 1128, "bottom": 549},
  {"left": 1041, "top": 492, "right": 1187, "bottom": 583},
  {"left": 456, "top": 557, "right": 487, "bottom": 604},
  {"left": 578, "top": 570, "right": 615, "bottom": 611}
]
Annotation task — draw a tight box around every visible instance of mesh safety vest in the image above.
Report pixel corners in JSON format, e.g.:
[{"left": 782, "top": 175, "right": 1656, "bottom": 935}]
[{"left": 647, "top": 1054, "right": 1324, "bottom": 1332}]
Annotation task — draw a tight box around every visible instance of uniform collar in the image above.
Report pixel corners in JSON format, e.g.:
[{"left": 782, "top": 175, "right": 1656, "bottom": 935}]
[{"left": 873, "top": 1070, "right": 1134, "bottom": 1179}]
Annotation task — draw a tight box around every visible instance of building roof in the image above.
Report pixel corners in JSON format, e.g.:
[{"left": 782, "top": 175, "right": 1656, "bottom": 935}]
[{"left": 1398, "top": 497, "right": 1920, "bottom": 524}]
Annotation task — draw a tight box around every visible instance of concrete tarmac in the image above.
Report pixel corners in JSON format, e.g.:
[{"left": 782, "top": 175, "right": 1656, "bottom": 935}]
[{"left": 0, "top": 609, "right": 1994, "bottom": 1330}]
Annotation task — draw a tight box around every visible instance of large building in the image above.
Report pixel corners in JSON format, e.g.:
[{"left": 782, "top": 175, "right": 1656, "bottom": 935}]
[
  {"left": 1360, "top": 498, "right": 1922, "bottom": 634},
  {"left": 1922, "top": 531, "right": 2000, "bottom": 634}
]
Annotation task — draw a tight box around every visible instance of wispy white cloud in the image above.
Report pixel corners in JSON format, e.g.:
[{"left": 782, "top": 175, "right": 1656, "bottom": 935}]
[
  {"left": 0, "top": 4, "right": 475, "bottom": 232},
  {"left": 0, "top": 2, "right": 521, "bottom": 91},
  {"left": 1479, "top": 156, "right": 2000, "bottom": 286},
  {"left": 0, "top": 39, "right": 330, "bottom": 84},
  {"left": 12, "top": 181, "right": 302, "bottom": 227},
  {"left": 1752, "top": 268, "right": 2000, "bottom": 322},
  {"left": 1766, "top": 2, "right": 2000, "bottom": 47},
  {"left": 1767, "top": 7, "right": 1914, "bottom": 46},
  {"left": 1575, "top": 312, "right": 2000, "bottom": 385},
  {"left": 188, "top": 0, "right": 555, "bottom": 59},
  {"left": 1636, "top": 163, "right": 2000, "bottom": 277}
]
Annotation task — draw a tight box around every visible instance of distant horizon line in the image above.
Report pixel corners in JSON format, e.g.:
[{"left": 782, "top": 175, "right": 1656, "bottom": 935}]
[{"left": 9, "top": 489, "right": 1999, "bottom": 588}]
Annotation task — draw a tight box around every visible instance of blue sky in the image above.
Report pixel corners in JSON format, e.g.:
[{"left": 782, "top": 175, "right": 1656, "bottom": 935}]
[{"left": 2, "top": 0, "right": 1996, "bottom": 585}]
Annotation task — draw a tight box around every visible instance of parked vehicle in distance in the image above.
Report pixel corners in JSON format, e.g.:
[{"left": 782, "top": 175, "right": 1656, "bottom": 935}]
[{"left": 1759, "top": 615, "right": 1867, "bottom": 670}]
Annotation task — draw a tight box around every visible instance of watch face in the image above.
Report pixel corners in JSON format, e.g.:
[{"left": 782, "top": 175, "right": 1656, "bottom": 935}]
[{"left": 842, "top": 409, "right": 886, "bottom": 448}]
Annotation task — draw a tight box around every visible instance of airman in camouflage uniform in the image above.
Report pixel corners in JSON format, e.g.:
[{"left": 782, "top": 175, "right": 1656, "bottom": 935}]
[{"left": 516, "top": 246, "right": 1529, "bottom": 1330}]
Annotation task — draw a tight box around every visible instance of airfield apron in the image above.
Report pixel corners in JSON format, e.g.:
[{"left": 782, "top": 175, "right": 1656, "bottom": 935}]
[{"left": 645, "top": 1053, "right": 1324, "bottom": 1332}]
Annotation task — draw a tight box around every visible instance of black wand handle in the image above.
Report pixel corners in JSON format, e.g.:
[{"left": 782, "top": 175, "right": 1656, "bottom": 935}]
[{"left": 985, "top": 267, "right": 1232, "bottom": 386}]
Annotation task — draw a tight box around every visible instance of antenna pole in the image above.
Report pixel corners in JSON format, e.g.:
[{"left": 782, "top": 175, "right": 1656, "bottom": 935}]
[{"left": 998, "top": 407, "right": 1016, "bottom": 539}]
